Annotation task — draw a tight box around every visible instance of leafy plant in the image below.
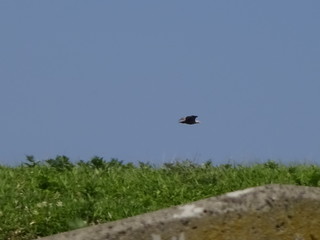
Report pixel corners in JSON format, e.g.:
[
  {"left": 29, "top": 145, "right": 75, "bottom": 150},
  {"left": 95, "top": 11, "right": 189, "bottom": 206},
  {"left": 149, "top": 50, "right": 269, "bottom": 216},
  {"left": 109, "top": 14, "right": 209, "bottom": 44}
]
[
  {"left": 45, "top": 155, "right": 74, "bottom": 171},
  {"left": 23, "top": 155, "right": 40, "bottom": 167},
  {"left": 0, "top": 157, "right": 319, "bottom": 240}
]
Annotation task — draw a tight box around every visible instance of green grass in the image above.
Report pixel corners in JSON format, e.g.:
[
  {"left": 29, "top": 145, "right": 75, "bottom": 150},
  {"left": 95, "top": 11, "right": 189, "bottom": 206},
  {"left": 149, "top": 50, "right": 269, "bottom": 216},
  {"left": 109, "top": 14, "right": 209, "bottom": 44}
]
[{"left": 1, "top": 156, "right": 320, "bottom": 240}]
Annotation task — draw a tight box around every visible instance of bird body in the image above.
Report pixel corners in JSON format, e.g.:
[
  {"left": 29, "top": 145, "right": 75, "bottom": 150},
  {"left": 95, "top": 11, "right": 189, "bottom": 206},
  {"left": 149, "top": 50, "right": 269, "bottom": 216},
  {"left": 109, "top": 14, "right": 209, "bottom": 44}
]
[{"left": 179, "top": 115, "right": 200, "bottom": 125}]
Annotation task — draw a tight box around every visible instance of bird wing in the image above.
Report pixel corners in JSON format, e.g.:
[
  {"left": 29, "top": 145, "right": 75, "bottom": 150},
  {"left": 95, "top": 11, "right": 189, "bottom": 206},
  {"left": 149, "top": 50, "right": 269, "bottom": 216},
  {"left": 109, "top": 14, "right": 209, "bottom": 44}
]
[{"left": 186, "top": 115, "right": 198, "bottom": 122}]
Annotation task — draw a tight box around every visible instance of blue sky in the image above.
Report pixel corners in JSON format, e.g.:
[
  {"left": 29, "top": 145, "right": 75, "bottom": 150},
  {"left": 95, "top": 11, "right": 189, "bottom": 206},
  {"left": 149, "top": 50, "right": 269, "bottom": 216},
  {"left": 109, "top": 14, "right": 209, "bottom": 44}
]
[{"left": 1, "top": 1, "right": 320, "bottom": 165}]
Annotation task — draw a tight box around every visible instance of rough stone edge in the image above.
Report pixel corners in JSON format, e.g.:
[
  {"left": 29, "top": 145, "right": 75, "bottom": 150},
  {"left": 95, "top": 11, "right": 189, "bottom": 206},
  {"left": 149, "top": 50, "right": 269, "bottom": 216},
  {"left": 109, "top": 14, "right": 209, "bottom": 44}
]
[{"left": 37, "top": 184, "right": 320, "bottom": 240}]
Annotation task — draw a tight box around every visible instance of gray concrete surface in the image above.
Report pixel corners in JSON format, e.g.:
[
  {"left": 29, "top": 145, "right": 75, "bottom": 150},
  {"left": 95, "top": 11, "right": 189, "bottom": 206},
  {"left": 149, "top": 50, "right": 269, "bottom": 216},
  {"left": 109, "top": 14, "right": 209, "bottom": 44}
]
[{"left": 37, "top": 184, "right": 320, "bottom": 240}]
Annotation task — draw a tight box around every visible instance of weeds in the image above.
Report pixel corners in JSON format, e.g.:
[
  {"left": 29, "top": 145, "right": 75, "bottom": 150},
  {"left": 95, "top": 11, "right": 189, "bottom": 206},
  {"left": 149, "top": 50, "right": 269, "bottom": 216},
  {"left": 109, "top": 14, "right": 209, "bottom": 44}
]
[{"left": 0, "top": 156, "right": 319, "bottom": 239}]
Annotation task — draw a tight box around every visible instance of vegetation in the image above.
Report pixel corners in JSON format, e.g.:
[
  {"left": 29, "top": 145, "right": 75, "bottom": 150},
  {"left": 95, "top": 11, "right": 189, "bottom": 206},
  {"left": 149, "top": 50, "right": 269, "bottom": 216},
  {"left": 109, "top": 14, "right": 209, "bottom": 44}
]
[{"left": 1, "top": 155, "right": 320, "bottom": 240}]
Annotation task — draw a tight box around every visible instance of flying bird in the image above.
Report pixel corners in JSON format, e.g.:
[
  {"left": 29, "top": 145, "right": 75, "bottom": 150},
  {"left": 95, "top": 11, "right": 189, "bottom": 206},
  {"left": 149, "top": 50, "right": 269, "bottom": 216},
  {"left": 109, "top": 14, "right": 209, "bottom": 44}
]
[{"left": 179, "top": 115, "right": 200, "bottom": 125}]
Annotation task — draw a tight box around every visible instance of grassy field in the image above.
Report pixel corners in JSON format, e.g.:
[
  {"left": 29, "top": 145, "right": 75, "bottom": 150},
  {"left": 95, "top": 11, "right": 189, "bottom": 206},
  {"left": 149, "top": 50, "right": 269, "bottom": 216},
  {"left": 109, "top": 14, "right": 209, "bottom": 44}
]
[{"left": 1, "top": 156, "right": 320, "bottom": 240}]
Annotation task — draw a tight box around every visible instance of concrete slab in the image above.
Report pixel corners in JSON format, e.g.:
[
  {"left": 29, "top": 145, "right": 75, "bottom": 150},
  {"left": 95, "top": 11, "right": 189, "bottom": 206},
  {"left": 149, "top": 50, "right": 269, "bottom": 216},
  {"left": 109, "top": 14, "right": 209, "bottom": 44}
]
[{"left": 37, "top": 184, "right": 320, "bottom": 240}]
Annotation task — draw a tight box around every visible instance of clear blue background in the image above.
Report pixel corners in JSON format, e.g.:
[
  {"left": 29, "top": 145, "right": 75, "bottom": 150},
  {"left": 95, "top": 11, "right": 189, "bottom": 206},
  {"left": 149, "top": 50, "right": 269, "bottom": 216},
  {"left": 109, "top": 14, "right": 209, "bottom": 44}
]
[{"left": 1, "top": 1, "right": 320, "bottom": 165}]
